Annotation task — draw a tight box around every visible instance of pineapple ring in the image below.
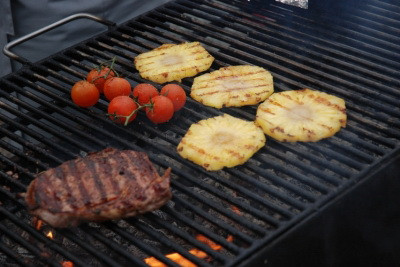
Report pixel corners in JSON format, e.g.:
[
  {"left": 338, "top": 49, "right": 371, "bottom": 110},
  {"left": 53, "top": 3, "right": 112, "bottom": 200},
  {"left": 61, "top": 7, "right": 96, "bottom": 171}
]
[
  {"left": 134, "top": 42, "right": 214, "bottom": 84},
  {"left": 177, "top": 114, "right": 266, "bottom": 171},
  {"left": 255, "top": 89, "right": 347, "bottom": 142},
  {"left": 191, "top": 65, "right": 274, "bottom": 108}
]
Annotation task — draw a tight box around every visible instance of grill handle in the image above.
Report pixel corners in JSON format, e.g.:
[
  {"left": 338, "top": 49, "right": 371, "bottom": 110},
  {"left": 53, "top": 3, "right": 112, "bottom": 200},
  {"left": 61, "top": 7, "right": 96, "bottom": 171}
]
[{"left": 3, "top": 13, "right": 116, "bottom": 65}]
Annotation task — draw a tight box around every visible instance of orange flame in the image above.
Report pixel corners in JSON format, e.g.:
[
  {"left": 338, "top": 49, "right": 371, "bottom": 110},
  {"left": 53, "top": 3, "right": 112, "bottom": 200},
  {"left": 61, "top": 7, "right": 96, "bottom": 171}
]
[
  {"left": 144, "top": 234, "right": 234, "bottom": 267},
  {"left": 46, "top": 231, "right": 54, "bottom": 239},
  {"left": 61, "top": 261, "right": 74, "bottom": 267}
]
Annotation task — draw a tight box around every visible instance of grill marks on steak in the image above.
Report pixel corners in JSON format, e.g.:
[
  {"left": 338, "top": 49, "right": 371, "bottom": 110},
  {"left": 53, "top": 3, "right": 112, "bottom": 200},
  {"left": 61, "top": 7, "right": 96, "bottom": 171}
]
[{"left": 25, "top": 148, "right": 172, "bottom": 228}]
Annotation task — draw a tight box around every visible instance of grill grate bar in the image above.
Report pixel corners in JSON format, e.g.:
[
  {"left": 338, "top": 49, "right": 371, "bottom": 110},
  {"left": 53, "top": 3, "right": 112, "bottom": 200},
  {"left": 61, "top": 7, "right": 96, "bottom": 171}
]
[
  {"left": 172, "top": 178, "right": 271, "bottom": 234},
  {"left": 129, "top": 217, "right": 223, "bottom": 267},
  {"left": 80, "top": 225, "right": 149, "bottom": 267},
  {"left": 0, "top": 124, "right": 63, "bottom": 166},
  {"left": 161, "top": 204, "right": 242, "bottom": 254},
  {"left": 262, "top": 148, "right": 341, "bottom": 186},
  {"left": 346, "top": 112, "right": 400, "bottom": 140},
  {"left": 244, "top": 0, "right": 397, "bottom": 61},
  {"left": 367, "top": 0, "right": 400, "bottom": 19},
  {"left": 0, "top": 139, "right": 49, "bottom": 170},
  {"left": 0, "top": 168, "right": 27, "bottom": 191},
  {"left": 171, "top": 196, "right": 255, "bottom": 244},
  {"left": 144, "top": 212, "right": 230, "bottom": 264},
  {"left": 0, "top": 92, "right": 97, "bottom": 153},
  {"left": 105, "top": 222, "right": 183, "bottom": 267},
  {"left": 273, "top": 141, "right": 354, "bottom": 179},
  {"left": 0, "top": 112, "right": 78, "bottom": 159},
  {"left": 0, "top": 239, "right": 30, "bottom": 266},
  {"left": 12, "top": 75, "right": 108, "bottom": 148},
  {"left": 201, "top": 0, "right": 400, "bottom": 83},
  {"left": 0, "top": 223, "right": 60, "bottom": 267},
  {"left": 296, "top": 3, "right": 400, "bottom": 51},
  {"left": 364, "top": 0, "right": 400, "bottom": 22},
  {"left": 58, "top": 228, "right": 124, "bottom": 267},
  {"left": 174, "top": 1, "right": 400, "bottom": 101},
  {"left": 0, "top": 206, "right": 88, "bottom": 266},
  {"left": 0, "top": 185, "right": 26, "bottom": 209}
]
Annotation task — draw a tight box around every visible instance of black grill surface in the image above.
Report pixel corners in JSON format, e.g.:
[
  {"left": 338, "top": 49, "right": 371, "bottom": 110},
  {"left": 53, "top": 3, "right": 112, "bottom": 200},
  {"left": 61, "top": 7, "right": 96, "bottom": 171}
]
[{"left": 0, "top": 0, "right": 399, "bottom": 266}]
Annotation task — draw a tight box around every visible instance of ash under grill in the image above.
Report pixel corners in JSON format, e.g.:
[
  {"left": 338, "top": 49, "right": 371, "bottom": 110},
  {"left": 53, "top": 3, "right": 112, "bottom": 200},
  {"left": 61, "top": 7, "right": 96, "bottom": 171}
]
[{"left": 1, "top": 0, "right": 400, "bottom": 266}]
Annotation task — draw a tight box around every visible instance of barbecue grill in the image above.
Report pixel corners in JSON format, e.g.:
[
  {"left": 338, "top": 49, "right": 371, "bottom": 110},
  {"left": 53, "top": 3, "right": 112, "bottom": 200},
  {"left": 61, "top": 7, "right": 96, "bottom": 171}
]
[{"left": 1, "top": 0, "right": 400, "bottom": 266}]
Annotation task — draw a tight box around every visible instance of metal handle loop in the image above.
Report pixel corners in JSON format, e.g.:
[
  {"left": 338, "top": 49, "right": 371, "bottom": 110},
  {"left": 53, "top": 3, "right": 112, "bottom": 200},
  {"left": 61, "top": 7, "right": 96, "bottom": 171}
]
[{"left": 3, "top": 13, "right": 116, "bottom": 65}]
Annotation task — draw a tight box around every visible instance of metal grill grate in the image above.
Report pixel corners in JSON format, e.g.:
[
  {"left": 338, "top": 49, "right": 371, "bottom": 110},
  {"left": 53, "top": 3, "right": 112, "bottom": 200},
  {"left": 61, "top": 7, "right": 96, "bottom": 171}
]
[{"left": 0, "top": 0, "right": 399, "bottom": 266}]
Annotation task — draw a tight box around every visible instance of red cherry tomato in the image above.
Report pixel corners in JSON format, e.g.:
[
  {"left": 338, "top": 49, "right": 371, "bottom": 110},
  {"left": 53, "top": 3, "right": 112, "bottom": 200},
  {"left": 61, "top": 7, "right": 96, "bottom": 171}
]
[
  {"left": 87, "top": 67, "right": 116, "bottom": 93},
  {"left": 133, "top": 83, "right": 159, "bottom": 105},
  {"left": 160, "top": 84, "right": 186, "bottom": 111},
  {"left": 103, "top": 77, "right": 132, "bottom": 101},
  {"left": 146, "top": 95, "right": 174, "bottom": 124},
  {"left": 108, "top": 96, "right": 138, "bottom": 125},
  {"left": 71, "top": 80, "right": 100, "bottom": 107}
]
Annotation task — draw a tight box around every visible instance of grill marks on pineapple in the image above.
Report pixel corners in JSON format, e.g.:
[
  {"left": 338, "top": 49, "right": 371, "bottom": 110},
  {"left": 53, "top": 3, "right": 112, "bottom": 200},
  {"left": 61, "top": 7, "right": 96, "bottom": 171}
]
[
  {"left": 134, "top": 42, "right": 214, "bottom": 83},
  {"left": 191, "top": 65, "right": 274, "bottom": 108},
  {"left": 256, "top": 89, "right": 347, "bottom": 142},
  {"left": 177, "top": 114, "right": 266, "bottom": 171}
]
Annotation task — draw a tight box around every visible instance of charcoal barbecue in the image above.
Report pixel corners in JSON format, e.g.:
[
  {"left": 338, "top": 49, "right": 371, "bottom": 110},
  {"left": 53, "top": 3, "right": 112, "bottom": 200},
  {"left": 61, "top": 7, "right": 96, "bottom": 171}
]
[{"left": 1, "top": 0, "right": 400, "bottom": 266}]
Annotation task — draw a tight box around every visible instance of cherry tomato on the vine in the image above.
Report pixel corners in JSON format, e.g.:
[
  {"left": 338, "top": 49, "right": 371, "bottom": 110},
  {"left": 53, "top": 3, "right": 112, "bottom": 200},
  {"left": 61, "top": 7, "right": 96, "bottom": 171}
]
[
  {"left": 160, "top": 84, "right": 186, "bottom": 111},
  {"left": 145, "top": 95, "right": 174, "bottom": 124},
  {"left": 71, "top": 80, "right": 100, "bottom": 107},
  {"left": 103, "top": 77, "right": 131, "bottom": 101},
  {"left": 133, "top": 83, "right": 159, "bottom": 105},
  {"left": 87, "top": 67, "right": 116, "bottom": 93},
  {"left": 108, "top": 96, "right": 138, "bottom": 125}
]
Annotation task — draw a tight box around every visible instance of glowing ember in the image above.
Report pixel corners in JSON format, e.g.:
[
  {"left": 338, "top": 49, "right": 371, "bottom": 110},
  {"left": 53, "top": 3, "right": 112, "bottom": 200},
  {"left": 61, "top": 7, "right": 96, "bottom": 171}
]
[
  {"left": 61, "top": 261, "right": 74, "bottom": 267},
  {"left": 231, "top": 205, "right": 241, "bottom": 215},
  {"left": 144, "top": 234, "right": 234, "bottom": 267},
  {"left": 34, "top": 218, "right": 43, "bottom": 230},
  {"left": 195, "top": 235, "right": 222, "bottom": 251},
  {"left": 46, "top": 231, "right": 54, "bottom": 239},
  {"left": 188, "top": 248, "right": 207, "bottom": 259},
  {"left": 144, "top": 252, "right": 197, "bottom": 267}
]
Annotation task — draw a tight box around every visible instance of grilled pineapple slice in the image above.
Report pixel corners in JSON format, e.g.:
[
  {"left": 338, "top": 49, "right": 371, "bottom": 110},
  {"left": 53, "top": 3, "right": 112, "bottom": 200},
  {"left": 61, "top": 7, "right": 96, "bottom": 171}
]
[
  {"left": 255, "top": 89, "right": 346, "bottom": 142},
  {"left": 134, "top": 42, "right": 214, "bottom": 83},
  {"left": 190, "top": 65, "right": 274, "bottom": 108},
  {"left": 177, "top": 114, "right": 266, "bottom": 171}
]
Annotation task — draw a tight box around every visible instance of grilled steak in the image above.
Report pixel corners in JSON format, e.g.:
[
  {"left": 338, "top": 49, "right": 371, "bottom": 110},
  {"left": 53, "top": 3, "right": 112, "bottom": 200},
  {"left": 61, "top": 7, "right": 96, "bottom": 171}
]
[{"left": 25, "top": 148, "right": 172, "bottom": 228}]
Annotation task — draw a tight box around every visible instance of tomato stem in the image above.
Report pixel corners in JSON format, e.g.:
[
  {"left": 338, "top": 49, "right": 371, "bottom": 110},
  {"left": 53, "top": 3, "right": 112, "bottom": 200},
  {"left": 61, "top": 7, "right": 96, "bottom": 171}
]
[
  {"left": 91, "top": 56, "right": 119, "bottom": 83},
  {"left": 107, "top": 100, "right": 152, "bottom": 126},
  {"left": 108, "top": 56, "right": 118, "bottom": 77}
]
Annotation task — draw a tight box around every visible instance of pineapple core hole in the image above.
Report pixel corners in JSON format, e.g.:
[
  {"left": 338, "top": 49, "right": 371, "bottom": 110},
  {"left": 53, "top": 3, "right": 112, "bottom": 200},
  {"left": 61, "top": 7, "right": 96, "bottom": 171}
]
[
  {"left": 287, "top": 105, "right": 313, "bottom": 121},
  {"left": 160, "top": 54, "right": 183, "bottom": 66},
  {"left": 212, "top": 132, "right": 235, "bottom": 145}
]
